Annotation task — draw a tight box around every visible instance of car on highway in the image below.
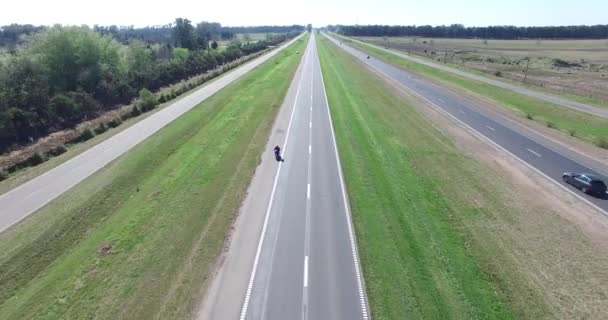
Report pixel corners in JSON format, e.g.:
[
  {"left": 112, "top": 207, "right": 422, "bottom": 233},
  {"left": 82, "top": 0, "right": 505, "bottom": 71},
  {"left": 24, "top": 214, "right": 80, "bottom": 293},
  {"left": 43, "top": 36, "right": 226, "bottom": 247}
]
[{"left": 562, "top": 172, "right": 607, "bottom": 195}]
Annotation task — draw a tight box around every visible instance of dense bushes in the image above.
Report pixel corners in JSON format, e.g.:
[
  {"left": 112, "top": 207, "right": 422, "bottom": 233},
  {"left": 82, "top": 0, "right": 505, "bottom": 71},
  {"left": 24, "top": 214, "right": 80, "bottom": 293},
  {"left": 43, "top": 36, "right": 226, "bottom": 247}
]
[{"left": 0, "top": 22, "right": 298, "bottom": 153}]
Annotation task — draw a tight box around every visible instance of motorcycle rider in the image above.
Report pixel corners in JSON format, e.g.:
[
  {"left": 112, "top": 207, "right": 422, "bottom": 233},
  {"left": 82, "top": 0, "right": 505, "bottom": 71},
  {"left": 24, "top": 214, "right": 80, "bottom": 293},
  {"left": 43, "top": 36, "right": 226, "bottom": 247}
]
[{"left": 274, "top": 145, "right": 284, "bottom": 162}]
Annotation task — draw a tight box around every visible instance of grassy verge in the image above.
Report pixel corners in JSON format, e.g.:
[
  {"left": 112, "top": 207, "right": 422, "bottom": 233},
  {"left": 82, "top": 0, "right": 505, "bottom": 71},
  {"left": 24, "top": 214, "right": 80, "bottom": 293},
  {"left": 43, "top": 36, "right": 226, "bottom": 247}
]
[
  {"left": 337, "top": 35, "right": 608, "bottom": 148},
  {"left": 318, "top": 35, "right": 552, "bottom": 319},
  {"left": 0, "top": 35, "right": 308, "bottom": 319}
]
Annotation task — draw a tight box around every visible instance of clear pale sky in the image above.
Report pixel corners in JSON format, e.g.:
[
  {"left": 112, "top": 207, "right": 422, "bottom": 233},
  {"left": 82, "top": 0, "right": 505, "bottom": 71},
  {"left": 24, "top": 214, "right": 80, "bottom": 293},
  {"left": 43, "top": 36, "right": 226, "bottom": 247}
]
[{"left": 1, "top": 0, "right": 606, "bottom": 27}]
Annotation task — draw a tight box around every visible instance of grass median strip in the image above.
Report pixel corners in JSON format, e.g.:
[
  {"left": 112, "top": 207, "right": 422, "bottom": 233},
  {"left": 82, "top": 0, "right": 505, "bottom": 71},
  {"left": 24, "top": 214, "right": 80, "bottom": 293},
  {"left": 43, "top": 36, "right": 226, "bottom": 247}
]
[
  {"left": 317, "top": 35, "right": 557, "bottom": 319},
  {"left": 340, "top": 36, "right": 608, "bottom": 149},
  {"left": 0, "top": 35, "right": 307, "bottom": 320}
]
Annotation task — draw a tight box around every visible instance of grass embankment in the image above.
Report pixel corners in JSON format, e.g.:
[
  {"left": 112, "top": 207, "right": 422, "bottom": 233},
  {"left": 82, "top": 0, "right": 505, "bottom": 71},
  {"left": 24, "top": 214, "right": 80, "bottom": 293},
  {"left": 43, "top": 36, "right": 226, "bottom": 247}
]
[
  {"left": 317, "top": 36, "right": 553, "bottom": 319},
  {"left": 0, "top": 35, "right": 308, "bottom": 319},
  {"left": 338, "top": 36, "right": 608, "bottom": 148}
]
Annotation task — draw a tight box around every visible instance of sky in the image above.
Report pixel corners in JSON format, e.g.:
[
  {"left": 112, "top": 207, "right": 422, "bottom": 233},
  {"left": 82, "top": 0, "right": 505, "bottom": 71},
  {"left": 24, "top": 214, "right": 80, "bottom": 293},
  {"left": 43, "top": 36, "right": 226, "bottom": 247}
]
[{"left": 1, "top": 0, "right": 606, "bottom": 28}]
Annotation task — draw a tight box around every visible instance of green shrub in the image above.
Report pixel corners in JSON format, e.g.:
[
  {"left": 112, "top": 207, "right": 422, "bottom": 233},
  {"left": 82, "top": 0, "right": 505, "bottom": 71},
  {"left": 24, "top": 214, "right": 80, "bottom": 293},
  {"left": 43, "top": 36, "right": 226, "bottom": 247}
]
[
  {"left": 130, "top": 106, "right": 142, "bottom": 117},
  {"left": 0, "top": 169, "right": 8, "bottom": 181},
  {"left": 494, "top": 70, "right": 502, "bottom": 77},
  {"left": 45, "top": 145, "right": 67, "bottom": 157},
  {"left": 595, "top": 137, "right": 608, "bottom": 149},
  {"left": 568, "top": 129, "right": 576, "bottom": 137},
  {"left": 94, "top": 122, "right": 108, "bottom": 134},
  {"left": 546, "top": 121, "right": 556, "bottom": 129},
  {"left": 158, "top": 94, "right": 167, "bottom": 103},
  {"left": 26, "top": 152, "right": 46, "bottom": 166},
  {"left": 78, "top": 128, "right": 95, "bottom": 142},
  {"left": 526, "top": 113, "right": 534, "bottom": 120},
  {"left": 135, "top": 88, "right": 158, "bottom": 112},
  {"left": 108, "top": 117, "right": 122, "bottom": 128}
]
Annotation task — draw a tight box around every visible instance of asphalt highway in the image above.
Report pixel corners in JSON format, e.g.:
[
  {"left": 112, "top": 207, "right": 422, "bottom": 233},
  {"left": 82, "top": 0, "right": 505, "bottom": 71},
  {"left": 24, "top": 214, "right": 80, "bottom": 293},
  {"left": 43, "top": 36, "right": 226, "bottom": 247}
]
[
  {"left": 325, "top": 33, "right": 608, "bottom": 215},
  {"left": 239, "top": 33, "right": 369, "bottom": 320}
]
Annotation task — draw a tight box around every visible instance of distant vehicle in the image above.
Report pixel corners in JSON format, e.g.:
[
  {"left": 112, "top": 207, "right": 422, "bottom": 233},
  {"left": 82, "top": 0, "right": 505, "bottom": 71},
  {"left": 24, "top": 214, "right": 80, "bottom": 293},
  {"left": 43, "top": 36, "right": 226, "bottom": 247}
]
[
  {"left": 366, "top": 55, "right": 370, "bottom": 59},
  {"left": 562, "top": 172, "right": 607, "bottom": 195}
]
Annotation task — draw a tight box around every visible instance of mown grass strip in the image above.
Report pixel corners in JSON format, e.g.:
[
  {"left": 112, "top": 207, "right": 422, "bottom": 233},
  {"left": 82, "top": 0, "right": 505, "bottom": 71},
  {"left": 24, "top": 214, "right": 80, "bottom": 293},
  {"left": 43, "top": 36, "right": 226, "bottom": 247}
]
[
  {"left": 0, "top": 35, "right": 308, "bottom": 320},
  {"left": 317, "top": 35, "right": 552, "bottom": 319},
  {"left": 339, "top": 35, "right": 608, "bottom": 148}
]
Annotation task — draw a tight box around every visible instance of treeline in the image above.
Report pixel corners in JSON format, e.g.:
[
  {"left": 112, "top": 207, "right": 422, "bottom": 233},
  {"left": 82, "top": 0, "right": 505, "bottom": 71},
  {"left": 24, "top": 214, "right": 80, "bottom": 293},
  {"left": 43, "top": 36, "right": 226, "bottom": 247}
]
[
  {"left": 0, "top": 24, "right": 45, "bottom": 47},
  {"left": 93, "top": 23, "right": 304, "bottom": 45},
  {"left": 0, "top": 20, "right": 299, "bottom": 152},
  {"left": 329, "top": 24, "right": 608, "bottom": 39},
  {"left": 223, "top": 25, "right": 305, "bottom": 34}
]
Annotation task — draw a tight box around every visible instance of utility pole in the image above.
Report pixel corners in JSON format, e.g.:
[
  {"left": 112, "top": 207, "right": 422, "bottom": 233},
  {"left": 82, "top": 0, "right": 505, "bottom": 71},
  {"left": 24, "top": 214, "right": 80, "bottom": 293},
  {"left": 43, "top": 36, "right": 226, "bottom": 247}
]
[
  {"left": 523, "top": 58, "right": 530, "bottom": 82},
  {"left": 444, "top": 49, "right": 448, "bottom": 64}
]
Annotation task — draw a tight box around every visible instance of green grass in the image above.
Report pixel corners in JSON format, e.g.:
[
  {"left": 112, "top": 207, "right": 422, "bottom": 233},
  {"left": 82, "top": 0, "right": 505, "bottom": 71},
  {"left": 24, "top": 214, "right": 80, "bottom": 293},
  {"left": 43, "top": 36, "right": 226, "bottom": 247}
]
[
  {"left": 341, "top": 35, "right": 608, "bottom": 147},
  {"left": 0, "top": 35, "right": 308, "bottom": 320},
  {"left": 317, "top": 35, "right": 553, "bottom": 319}
]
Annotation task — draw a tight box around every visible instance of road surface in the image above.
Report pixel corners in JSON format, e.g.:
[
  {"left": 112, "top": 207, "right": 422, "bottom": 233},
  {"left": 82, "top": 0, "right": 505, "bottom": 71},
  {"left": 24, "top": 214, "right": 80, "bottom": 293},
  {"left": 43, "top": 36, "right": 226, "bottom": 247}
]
[
  {"left": 0, "top": 35, "right": 302, "bottom": 234},
  {"left": 325, "top": 33, "right": 608, "bottom": 215},
  {"left": 342, "top": 35, "right": 608, "bottom": 118},
  {"left": 240, "top": 33, "right": 368, "bottom": 320},
  {"left": 228, "top": 33, "right": 369, "bottom": 320}
]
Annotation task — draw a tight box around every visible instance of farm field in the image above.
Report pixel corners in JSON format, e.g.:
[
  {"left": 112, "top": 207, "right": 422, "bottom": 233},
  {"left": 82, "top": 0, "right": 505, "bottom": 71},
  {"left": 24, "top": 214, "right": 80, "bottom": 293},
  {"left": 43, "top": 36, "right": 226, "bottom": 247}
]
[{"left": 357, "top": 36, "right": 608, "bottom": 103}]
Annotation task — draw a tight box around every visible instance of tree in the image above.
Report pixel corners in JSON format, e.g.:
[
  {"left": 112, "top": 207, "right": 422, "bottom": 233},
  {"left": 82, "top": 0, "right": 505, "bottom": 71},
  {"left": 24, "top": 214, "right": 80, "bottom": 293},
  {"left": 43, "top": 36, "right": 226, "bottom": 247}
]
[
  {"left": 172, "top": 18, "right": 196, "bottom": 49},
  {"left": 211, "top": 41, "right": 218, "bottom": 50}
]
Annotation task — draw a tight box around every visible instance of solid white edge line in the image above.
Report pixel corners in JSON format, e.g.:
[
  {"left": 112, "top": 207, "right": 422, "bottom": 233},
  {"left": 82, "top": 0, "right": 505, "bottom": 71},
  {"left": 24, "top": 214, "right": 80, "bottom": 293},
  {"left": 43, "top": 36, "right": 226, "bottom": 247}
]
[
  {"left": 326, "top": 33, "right": 608, "bottom": 218},
  {"left": 309, "top": 145, "right": 312, "bottom": 154},
  {"left": 304, "top": 255, "right": 309, "bottom": 287},
  {"left": 239, "top": 38, "right": 310, "bottom": 320},
  {"left": 307, "top": 183, "right": 311, "bottom": 199},
  {"left": 527, "top": 148, "right": 542, "bottom": 157},
  {"left": 309, "top": 121, "right": 312, "bottom": 129},
  {"left": 318, "top": 39, "right": 370, "bottom": 320}
]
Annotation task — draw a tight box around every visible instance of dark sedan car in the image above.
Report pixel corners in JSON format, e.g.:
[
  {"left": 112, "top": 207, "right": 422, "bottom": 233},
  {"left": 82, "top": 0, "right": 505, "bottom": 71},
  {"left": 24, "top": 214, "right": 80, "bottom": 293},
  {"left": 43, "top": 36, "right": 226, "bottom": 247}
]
[{"left": 562, "top": 172, "right": 607, "bottom": 195}]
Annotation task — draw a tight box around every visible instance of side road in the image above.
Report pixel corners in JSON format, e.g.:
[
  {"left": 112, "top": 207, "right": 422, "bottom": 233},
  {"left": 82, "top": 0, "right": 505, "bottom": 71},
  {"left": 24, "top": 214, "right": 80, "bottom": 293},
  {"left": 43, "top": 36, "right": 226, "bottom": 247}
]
[
  {"left": 342, "top": 35, "right": 608, "bottom": 118},
  {"left": 0, "top": 34, "right": 303, "bottom": 234}
]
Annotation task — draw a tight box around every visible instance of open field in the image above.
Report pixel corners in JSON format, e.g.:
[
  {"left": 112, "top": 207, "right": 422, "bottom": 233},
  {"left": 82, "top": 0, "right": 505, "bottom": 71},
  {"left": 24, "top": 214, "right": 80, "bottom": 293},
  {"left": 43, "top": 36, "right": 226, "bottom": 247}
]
[
  {"left": 357, "top": 36, "right": 608, "bottom": 104},
  {"left": 341, "top": 37, "right": 608, "bottom": 149},
  {"left": 0, "top": 35, "right": 307, "bottom": 319},
  {"left": 318, "top": 35, "right": 608, "bottom": 319}
]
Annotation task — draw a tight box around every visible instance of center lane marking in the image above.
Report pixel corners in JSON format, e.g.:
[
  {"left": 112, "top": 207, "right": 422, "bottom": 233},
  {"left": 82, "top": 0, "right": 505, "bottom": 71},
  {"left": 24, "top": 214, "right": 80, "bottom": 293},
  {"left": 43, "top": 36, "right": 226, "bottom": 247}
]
[
  {"left": 527, "top": 148, "right": 542, "bottom": 157},
  {"left": 303, "top": 255, "right": 309, "bottom": 287},
  {"left": 302, "top": 44, "right": 315, "bottom": 320},
  {"left": 486, "top": 125, "right": 495, "bottom": 131}
]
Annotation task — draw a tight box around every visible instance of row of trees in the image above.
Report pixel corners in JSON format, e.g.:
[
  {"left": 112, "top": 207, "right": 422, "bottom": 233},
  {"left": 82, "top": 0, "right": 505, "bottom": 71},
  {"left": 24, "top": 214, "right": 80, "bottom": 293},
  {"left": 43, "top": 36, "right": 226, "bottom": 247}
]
[
  {"left": 0, "top": 21, "right": 299, "bottom": 152},
  {"left": 329, "top": 24, "right": 608, "bottom": 39},
  {"left": 2, "top": 23, "right": 305, "bottom": 48},
  {"left": 0, "top": 24, "right": 45, "bottom": 47},
  {"left": 93, "top": 23, "right": 304, "bottom": 45}
]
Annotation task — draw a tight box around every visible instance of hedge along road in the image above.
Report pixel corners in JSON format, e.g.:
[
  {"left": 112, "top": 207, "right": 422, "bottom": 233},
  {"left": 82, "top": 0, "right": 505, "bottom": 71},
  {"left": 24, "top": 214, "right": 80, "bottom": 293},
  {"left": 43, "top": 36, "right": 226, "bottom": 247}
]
[{"left": 0, "top": 34, "right": 303, "bottom": 234}]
